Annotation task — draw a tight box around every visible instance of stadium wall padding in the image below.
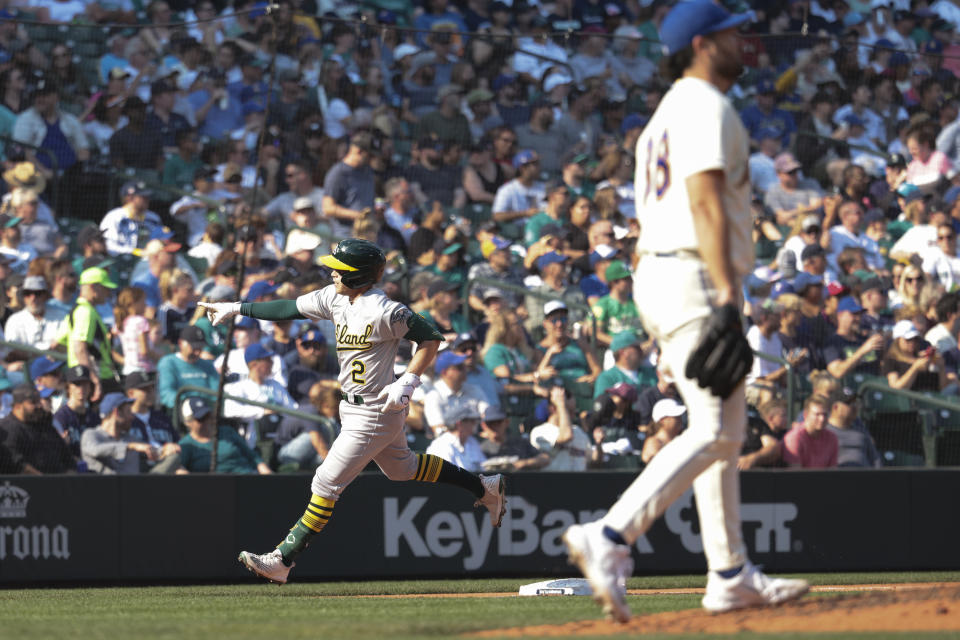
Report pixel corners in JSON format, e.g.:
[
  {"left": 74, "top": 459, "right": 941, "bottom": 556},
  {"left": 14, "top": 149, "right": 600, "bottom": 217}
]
[{"left": 0, "top": 470, "right": 957, "bottom": 583}]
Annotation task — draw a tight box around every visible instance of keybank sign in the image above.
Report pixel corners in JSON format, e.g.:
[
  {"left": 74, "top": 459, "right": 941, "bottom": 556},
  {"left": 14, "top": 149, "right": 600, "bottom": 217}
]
[
  {"left": 384, "top": 490, "right": 798, "bottom": 570},
  {"left": 0, "top": 481, "right": 70, "bottom": 561}
]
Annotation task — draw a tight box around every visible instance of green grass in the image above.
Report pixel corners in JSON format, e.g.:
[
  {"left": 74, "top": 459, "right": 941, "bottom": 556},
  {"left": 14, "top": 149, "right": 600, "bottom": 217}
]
[{"left": 0, "top": 572, "right": 958, "bottom": 640}]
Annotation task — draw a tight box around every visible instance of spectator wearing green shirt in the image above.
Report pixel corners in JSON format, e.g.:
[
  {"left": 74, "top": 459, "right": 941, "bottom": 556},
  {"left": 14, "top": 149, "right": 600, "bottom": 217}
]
[
  {"left": 590, "top": 260, "right": 640, "bottom": 347},
  {"left": 425, "top": 240, "right": 467, "bottom": 289},
  {"left": 594, "top": 331, "right": 656, "bottom": 398},
  {"left": 62, "top": 267, "right": 119, "bottom": 402},
  {"left": 193, "top": 285, "right": 234, "bottom": 357},
  {"left": 536, "top": 300, "right": 601, "bottom": 386},
  {"left": 157, "top": 326, "right": 220, "bottom": 409},
  {"left": 421, "top": 279, "right": 471, "bottom": 341},
  {"left": 416, "top": 84, "right": 472, "bottom": 146},
  {"left": 483, "top": 309, "right": 550, "bottom": 393},
  {"left": 162, "top": 129, "right": 203, "bottom": 187},
  {"left": 178, "top": 397, "right": 272, "bottom": 474},
  {"left": 524, "top": 181, "right": 570, "bottom": 247}
]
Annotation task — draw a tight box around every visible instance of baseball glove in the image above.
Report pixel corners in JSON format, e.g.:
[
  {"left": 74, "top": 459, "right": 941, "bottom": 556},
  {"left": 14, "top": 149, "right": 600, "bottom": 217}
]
[{"left": 684, "top": 303, "right": 753, "bottom": 399}]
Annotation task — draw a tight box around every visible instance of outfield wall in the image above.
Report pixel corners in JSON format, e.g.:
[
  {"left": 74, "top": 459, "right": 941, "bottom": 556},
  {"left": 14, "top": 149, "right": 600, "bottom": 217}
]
[{"left": 0, "top": 470, "right": 957, "bottom": 583}]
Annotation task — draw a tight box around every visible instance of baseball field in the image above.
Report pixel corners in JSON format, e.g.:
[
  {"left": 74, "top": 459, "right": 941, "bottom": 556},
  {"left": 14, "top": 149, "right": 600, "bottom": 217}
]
[{"left": 2, "top": 571, "right": 959, "bottom": 639}]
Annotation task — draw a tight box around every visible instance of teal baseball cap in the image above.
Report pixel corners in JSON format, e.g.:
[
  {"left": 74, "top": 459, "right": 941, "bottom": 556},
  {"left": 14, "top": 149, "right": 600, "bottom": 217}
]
[{"left": 610, "top": 331, "right": 639, "bottom": 353}]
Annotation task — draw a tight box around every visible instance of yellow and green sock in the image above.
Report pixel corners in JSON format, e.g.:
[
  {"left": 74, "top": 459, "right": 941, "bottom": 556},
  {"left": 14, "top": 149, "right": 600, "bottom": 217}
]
[{"left": 276, "top": 494, "right": 335, "bottom": 564}]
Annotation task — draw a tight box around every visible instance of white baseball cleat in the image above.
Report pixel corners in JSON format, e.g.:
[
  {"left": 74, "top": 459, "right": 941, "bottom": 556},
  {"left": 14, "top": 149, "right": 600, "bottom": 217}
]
[
  {"left": 475, "top": 474, "right": 506, "bottom": 527},
  {"left": 701, "top": 562, "right": 809, "bottom": 613},
  {"left": 238, "top": 549, "right": 294, "bottom": 584},
  {"left": 562, "top": 521, "right": 634, "bottom": 623}
]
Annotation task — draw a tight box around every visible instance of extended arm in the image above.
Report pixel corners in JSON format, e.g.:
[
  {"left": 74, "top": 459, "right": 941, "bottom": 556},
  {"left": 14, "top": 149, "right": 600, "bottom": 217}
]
[{"left": 199, "top": 299, "right": 306, "bottom": 325}]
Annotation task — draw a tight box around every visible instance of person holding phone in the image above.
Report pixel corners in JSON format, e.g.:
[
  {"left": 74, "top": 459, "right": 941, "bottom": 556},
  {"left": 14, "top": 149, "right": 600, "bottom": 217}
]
[{"left": 882, "top": 319, "right": 947, "bottom": 392}]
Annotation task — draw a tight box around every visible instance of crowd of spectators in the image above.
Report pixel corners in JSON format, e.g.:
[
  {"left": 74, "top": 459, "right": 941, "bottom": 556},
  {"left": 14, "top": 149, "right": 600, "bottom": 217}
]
[{"left": 2, "top": 0, "right": 960, "bottom": 475}]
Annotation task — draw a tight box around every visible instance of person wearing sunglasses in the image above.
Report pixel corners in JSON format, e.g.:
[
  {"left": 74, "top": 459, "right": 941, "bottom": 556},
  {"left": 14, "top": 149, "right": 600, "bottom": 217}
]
[
  {"left": 825, "top": 198, "right": 885, "bottom": 274},
  {"left": 921, "top": 222, "right": 960, "bottom": 292},
  {"left": 764, "top": 151, "right": 823, "bottom": 226},
  {"left": 536, "top": 300, "right": 601, "bottom": 387}
]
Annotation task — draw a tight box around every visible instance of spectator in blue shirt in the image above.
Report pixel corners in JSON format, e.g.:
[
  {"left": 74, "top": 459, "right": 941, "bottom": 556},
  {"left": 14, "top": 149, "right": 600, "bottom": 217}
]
[
  {"left": 190, "top": 70, "right": 244, "bottom": 140},
  {"left": 740, "top": 78, "right": 796, "bottom": 148}
]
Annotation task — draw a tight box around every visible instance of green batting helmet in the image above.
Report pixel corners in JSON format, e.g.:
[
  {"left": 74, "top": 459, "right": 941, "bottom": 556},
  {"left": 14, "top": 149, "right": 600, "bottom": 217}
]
[{"left": 319, "top": 238, "right": 386, "bottom": 288}]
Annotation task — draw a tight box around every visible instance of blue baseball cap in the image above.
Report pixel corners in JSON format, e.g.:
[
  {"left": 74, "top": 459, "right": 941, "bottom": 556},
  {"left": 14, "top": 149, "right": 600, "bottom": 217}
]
[
  {"left": 660, "top": 0, "right": 754, "bottom": 55},
  {"left": 244, "top": 343, "right": 275, "bottom": 364},
  {"left": 889, "top": 51, "right": 910, "bottom": 67},
  {"left": 842, "top": 113, "right": 865, "bottom": 128},
  {"left": 249, "top": 1, "right": 269, "bottom": 18},
  {"left": 30, "top": 356, "right": 64, "bottom": 380},
  {"left": 434, "top": 350, "right": 467, "bottom": 374},
  {"left": 620, "top": 113, "right": 648, "bottom": 135},
  {"left": 299, "top": 329, "right": 325, "bottom": 344},
  {"left": 244, "top": 280, "right": 279, "bottom": 302},
  {"left": 242, "top": 101, "right": 265, "bottom": 116},
  {"left": 793, "top": 272, "right": 824, "bottom": 291},
  {"left": 148, "top": 225, "right": 175, "bottom": 242},
  {"left": 492, "top": 74, "right": 517, "bottom": 92},
  {"left": 235, "top": 316, "right": 259, "bottom": 330},
  {"left": 757, "top": 126, "right": 783, "bottom": 140},
  {"left": 756, "top": 77, "right": 776, "bottom": 94},
  {"left": 770, "top": 279, "right": 795, "bottom": 299},
  {"left": 837, "top": 296, "right": 864, "bottom": 314},
  {"left": 512, "top": 149, "right": 539, "bottom": 169},
  {"left": 536, "top": 251, "right": 567, "bottom": 271},
  {"left": 99, "top": 392, "right": 134, "bottom": 419}
]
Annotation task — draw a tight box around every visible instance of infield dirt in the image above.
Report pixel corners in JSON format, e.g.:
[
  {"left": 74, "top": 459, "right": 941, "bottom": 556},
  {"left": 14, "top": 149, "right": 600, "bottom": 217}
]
[{"left": 467, "top": 582, "right": 960, "bottom": 636}]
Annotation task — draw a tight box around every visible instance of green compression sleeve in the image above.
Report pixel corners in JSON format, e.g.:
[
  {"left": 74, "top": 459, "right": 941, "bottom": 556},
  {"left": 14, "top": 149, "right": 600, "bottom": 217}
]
[
  {"left": 239, "top": 300, "right": 306, "bottom": 321},
  {"left": 404, "top": 311, "right": 444, "bottom": 343}
]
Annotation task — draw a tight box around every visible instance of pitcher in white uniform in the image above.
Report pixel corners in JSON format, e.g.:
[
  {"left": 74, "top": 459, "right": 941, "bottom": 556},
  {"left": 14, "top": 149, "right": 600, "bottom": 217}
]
[
  {"left": 200, "top": 238, "right": 506, "bottom": 584},
  {"left": 561, "top": 1, "right": 809, "bottom": 622}
]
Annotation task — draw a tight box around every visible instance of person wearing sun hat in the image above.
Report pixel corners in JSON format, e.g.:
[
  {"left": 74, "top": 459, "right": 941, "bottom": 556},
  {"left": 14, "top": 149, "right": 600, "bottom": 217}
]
[
  {"left": 1, "top": 161, "right": 56, "bottom": 227},
  {"left": 59, "top": 266, "right": 119, "bottom": 402}
]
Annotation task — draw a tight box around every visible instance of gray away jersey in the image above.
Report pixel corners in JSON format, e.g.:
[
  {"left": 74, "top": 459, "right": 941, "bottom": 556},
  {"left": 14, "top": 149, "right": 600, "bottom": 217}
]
[{"left": 296, "top": 285, "right": 411, "bottom": 403}]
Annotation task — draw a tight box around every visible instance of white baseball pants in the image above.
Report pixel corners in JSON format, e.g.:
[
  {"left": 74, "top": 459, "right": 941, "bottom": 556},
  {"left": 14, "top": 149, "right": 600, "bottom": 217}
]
[
  {"left": 601, "top": 254, "right": 748, "bottom": 572},
  {"left": 310, "top": 403, "right": 418, "bottom": 500}
]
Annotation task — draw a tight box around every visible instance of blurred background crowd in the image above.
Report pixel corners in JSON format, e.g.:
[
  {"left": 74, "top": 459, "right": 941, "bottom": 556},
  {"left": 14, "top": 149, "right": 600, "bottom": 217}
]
[{"left": 0, "top": 0, "right": 960, "bottom": 476}]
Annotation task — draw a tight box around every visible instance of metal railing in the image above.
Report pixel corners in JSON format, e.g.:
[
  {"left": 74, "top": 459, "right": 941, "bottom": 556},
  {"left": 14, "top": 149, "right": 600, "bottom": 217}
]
[
  {"left": 171, "top": 384, "right": 327, "bottom": 434},
  {"left": 471, "top": 275, "right": 600, "bottom": 348},
  {"left": 752, "top": 350, "right": 798, "bottom": 424},
  {"left": 857, "top": 379, "right": 960, "bottom": 468}
]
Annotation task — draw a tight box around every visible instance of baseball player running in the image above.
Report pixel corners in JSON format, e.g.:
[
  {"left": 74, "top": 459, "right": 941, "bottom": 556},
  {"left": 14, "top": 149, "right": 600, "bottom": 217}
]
[
  {"left": 562, "top": 1, "right": 809, "bottom": 622},
  {"left": 199, "top": 238, "right": 506, "bottom": 584}
]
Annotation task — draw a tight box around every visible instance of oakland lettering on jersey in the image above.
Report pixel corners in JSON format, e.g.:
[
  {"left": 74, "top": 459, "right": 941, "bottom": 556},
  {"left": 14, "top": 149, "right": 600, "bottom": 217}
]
[{"left": 335, "top": 323, "right": 374, "bottom": 352}]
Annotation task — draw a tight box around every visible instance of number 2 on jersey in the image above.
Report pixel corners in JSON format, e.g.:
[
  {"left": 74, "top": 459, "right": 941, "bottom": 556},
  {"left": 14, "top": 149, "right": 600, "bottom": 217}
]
[
  {"left": 643, "top": 131, "right": 671, "bottom": 204},
  {"left": 350, "top": 359, "right": 366, "bottom": 384}
]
